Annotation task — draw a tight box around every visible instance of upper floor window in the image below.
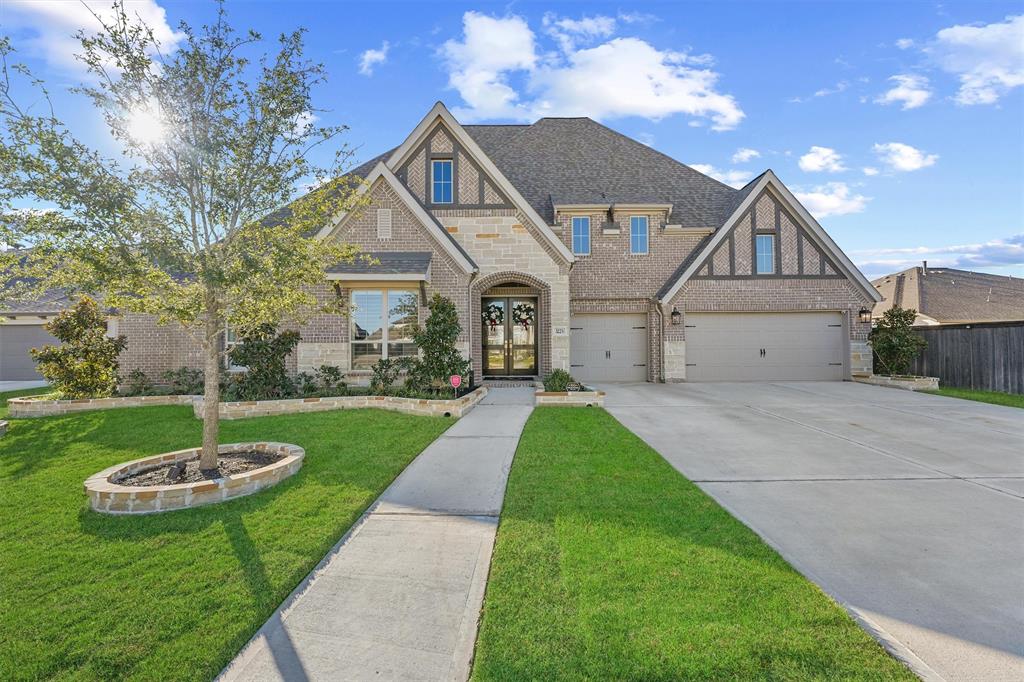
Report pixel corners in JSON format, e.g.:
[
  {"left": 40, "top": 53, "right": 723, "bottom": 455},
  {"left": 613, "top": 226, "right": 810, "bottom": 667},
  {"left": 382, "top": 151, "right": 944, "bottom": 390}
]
[
  {"left": 630, "top": 216, "right": 649, "bottom": 255},
  {"left": 755, "top": 234, "right": 775, "bottom": 274},
  {"left": 571, "top": 216, "right": 591, "bottom": 255},
  {"left": 431, "top": 159, "right": 453, "bottom": 204}
]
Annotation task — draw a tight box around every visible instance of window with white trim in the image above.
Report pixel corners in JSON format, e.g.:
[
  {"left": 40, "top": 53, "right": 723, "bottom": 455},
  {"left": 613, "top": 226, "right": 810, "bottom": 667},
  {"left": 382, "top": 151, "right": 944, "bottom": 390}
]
[
  {"left": 571, "top": 216, "right": 590, "bottom": 255},
  {"left": 351, "top": 289, "right": 418, "bottom": 369},
  {"left": 630, "top": 215, "right": 649, "bottom": 254},
  {"left": 755, "top": 234, "right": 775, "bottom": 274},
  {"left": 431, "top": 159, "right": 453, "bottom": 204}
]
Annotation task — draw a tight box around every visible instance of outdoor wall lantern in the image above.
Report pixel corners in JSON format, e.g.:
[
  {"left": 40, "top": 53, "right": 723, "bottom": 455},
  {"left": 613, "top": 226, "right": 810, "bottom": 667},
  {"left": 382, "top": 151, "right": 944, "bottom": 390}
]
[
  {"left": 670, "top": 307, "right": 682, "bottom": 325},
  {"left": 858, "top": 308, "right": 872, "bottom": 324}
]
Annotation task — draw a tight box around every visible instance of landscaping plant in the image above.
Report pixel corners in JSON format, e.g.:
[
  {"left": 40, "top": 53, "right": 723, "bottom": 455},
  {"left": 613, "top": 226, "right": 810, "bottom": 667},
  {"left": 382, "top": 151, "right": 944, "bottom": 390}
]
[
  {"left": 161, "top": 367, "right": 204, "bottom": 395},
  {"left": 224, "top": 325, "right": 300, "bottom": 401},
  {"left": 404, "top": 293, "right": 471, "bottom": 391},
  {"left": 29, "top": 296, "right": 127, "bottom": 399},
  {"left": 0, "top": 3, "right": 365, "bottom": 470},
  {"left": 124, "top": 369, "right": 156, "bottom": 396},
  {"left": 370, "top": 357, "right": 401, "bottom": 394},
  {"left": 542, "top": 368, "right": 576, "bottom": 392},
  {"left": 869, "top": 306, "right": 927, "bottom": 376}
]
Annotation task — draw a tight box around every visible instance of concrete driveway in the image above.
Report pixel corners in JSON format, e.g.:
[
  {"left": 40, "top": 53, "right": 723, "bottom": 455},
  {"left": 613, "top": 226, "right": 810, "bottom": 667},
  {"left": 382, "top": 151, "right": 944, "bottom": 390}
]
[{"left": 603, "top": 381, "right": 1023, "bottom": 682}]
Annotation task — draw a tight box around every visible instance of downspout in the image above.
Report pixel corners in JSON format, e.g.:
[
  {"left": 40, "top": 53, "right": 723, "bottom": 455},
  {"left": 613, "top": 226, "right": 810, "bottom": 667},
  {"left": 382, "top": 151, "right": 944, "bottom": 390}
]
[
  {"left": 467, "top": 271, "right": 477, "bottom": 382},
  {"left": 653, "top": 297, "right": 666, "bottom": 383}
]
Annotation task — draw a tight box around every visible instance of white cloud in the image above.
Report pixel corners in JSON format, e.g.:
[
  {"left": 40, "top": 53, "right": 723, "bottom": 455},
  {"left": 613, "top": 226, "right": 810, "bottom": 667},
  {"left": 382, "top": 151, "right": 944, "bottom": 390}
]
[
  {"left": 873, "top": 142, "right": 938, "bottom": 171},
  {"left": 3, "top": 0, "right": 183, "bottom": 72},
  {"left": 853, "top": 234, "right": 1024, "bottom": 277},
  {"left": 875, "top": 74, "right": 933, "bottom": 109},
  {"left": 635, "top": 132, "right": 655, "bottom": 147},
  {"left": 929, "top": 14, "right": 1024, "bottom": 105},
  {"left": 789, "top": 80, "right": 848, "bottom": 103},
  {"left": 689, "top": 164, "right": 753, "bottom": 189},
  {"left": 799, "top": 146, "right": 847, "bottom": 173},
  {"left": 731, "top": 147, "right": 760, "bottom": 164},
  {"left": 862, "top": 167, "right": 880, "bottom": 176},
  {"left": 895, "top": 38, "right": 915, "bottom": 50},
  {"left": 440, "top": 12, "right": 744, "bottom": 130},
  {"left": 794, "top": 182, "right": 869, "bottom": 218},
  {"left": 358, "top": 41, "right": 390, "bottom": 76},
  {"left": 542, "top": 13, "right": 616, "bottom": 52}
]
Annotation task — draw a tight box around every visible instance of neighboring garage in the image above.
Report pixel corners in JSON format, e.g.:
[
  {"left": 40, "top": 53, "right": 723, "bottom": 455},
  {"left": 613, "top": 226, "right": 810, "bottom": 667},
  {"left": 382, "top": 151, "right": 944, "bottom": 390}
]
[
  {"left": 570, "top": 313, "right": 648, "bottom": 383},
  {"left": 684, "top": 311, "right": 846, "bottom": 381},
  {"left": 0, "top": 323, "right": 55, "bottom": 381}
]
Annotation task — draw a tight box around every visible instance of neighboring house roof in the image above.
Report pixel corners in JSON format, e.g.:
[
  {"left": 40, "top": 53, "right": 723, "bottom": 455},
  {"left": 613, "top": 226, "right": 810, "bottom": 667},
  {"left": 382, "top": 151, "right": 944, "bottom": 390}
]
[
  {"left": 0, "top": 286, "right": 73, "bottom": 316},
  {"left": 872, "top": 265, "right": 1024, "bottom": 324},
  {"left": 463, "top": 118, "right": 737, "bottom": 227},
  {"left": 326, "top": 251, "right": 432, "bottom": 278}
]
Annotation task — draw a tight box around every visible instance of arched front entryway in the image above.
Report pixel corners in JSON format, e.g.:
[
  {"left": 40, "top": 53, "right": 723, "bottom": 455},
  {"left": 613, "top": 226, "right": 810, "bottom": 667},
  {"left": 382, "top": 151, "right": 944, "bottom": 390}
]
[{"left": 471, "top": 271, "right": 552, "bottom": 380}]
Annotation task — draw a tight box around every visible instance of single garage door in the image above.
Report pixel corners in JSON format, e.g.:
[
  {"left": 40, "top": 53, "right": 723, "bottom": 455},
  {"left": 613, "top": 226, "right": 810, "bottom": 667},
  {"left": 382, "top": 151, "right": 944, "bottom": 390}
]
[
  {"left": 685, "top": 312, "right": 845, "bottom": 381},
  {"left": 0, "top": 324, "right": 56, "bottom": 381},
  {"left": 570, "top": 313, "right": 647, "bottom": 383}
]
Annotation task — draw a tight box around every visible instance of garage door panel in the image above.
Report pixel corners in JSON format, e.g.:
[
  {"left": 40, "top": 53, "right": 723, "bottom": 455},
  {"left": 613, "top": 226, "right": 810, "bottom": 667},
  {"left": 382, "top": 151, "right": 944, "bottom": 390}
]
[
  {"left": 0, "top": 324, "right": 57, "bottom": 381},
  {"left": 570, "top": 314, "right": 647, "bottom": 383},
  {"left": 686, "top": 312, "right": 844, "bottom": 382}
]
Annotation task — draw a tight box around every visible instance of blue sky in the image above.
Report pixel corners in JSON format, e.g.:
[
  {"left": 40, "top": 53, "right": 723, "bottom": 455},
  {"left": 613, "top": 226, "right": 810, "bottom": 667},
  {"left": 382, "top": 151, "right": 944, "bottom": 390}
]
[{"left": 2, "top": 0, "right": 1022, "bottom": 278}]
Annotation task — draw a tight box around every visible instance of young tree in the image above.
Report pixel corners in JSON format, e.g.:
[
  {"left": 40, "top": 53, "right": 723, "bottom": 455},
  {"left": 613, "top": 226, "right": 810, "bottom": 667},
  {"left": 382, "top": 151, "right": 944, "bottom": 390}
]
[
  {"left": 407, "top": 293, "right": 471, "bottom": 390},
  {"left": 869, "top": 306, "right": 927, "bottom": 376},
  {"left": 0, "top": 3, "right": 362, "bottom": 470}
]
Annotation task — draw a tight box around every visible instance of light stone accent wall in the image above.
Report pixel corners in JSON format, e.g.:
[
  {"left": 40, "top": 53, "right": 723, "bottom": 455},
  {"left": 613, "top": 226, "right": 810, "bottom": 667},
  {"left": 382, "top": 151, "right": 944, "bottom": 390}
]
[
  {"left": 436, "top": 210, "right": 571, "bottom": 375},
  {"left": 664, "top": 339, "right": 687, "bottom": 381},
  {"left": 850, "top": 340, "right": 873, "bottom": 377},
  {"left": 854, "top": 374, "right": 938, "bottom": 391},
  {"left": 9, "top": 394, "right": 198, "bottom": 418},
  {"left": 297, "top": 342, "right": 350, "bottom": 373},
  {"left": 534, "top": 390, "right": 605, "bottom": 407}
]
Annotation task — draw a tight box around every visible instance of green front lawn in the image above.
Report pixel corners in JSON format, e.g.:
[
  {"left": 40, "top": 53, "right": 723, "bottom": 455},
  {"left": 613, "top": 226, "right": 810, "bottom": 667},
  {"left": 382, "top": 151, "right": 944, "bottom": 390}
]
[
  {"left": 472, "top": 407, "right": 914, "bottom": 681},
  {"left": 0, "top": 402, "right": 450, "bottom": 681},
  {"left": 924, "top": 387, "right": 1024, "bottom": 409}
]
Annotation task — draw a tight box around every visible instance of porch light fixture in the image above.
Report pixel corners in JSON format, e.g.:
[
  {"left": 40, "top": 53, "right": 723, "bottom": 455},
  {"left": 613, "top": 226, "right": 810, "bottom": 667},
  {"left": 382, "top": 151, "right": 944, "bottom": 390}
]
[
  {"left": 670, "top": 307, "right": 682, "bottom": 325},
  {"left": 858, "top": 308, "right": 872, "bottom": 324}
]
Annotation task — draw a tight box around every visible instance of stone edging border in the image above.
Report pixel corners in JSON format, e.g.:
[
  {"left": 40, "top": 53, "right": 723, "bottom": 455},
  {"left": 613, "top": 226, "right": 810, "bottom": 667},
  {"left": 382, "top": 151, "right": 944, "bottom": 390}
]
[
  {"left": 0, "top": 420, "right": 7, "bottom": 437},
  {"left": 84, "top": 442, "right": 304, "bottom": 515},
  {"left": 194, "top": 385, "right": 488, "bottom": 420},
  {"left": 853, "top": 375, "right": 940, "bottom": 392},
  {"left": 534, "top": 390, "right": 605, "bottom": 407},
  {"left": 7, "top": 394, "right": 198, "bottom": 418}
]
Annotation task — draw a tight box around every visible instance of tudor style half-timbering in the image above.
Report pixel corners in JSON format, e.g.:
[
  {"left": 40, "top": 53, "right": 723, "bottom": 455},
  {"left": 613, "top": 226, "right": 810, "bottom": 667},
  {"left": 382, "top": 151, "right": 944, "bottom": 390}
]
[{"left": 8, "top": 101, "right": 879, "bottom": 385}]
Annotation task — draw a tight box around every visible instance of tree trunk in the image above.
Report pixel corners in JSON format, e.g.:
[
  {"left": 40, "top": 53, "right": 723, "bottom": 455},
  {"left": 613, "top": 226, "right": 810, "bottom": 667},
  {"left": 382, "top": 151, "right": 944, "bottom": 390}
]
[{"left": 199, "top": 309, "right": 222, "bottom": 472}]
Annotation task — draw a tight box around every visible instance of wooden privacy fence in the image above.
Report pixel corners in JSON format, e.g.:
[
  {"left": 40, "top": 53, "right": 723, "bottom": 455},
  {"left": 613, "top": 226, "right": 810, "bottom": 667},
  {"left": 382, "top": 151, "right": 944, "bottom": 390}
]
[{"left": 910, "top": 321, "right": 1024, "bottom": 394}]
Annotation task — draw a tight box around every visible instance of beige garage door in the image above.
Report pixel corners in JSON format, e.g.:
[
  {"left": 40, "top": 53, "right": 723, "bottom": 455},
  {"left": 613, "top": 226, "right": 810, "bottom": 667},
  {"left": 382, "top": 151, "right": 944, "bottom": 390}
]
[
  {"left": 570, "top": 314, "right": 647, "bottom": 383},
  {"left": 0, "top": 324, "right": 55, "bottom": 381},
  {"left": 685, "top": 312, "right": 845, "bottom": 381}
]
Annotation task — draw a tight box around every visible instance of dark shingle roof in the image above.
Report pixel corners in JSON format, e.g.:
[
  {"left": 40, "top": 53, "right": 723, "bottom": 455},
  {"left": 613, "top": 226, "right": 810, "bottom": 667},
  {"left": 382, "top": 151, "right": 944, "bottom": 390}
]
[
  {"left": 872, "top": 266, "right": 1024, "bottom": 324},
  {"left": 0, "top": 287, "right": 74, "bottom": 315},
  {"left": 326, "top": 251, "right": 431, "bottom": 276},
  {"left": 464, "top": 118, "right": 738, "bottom": 226}
]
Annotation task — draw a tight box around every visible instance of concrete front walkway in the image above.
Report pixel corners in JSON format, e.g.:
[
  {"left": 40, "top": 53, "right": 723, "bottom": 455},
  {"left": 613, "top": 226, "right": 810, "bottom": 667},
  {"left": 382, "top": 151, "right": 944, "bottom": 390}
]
[
  {"left": 219, "top": 387, "right": 533, "bottom": 682},
  {"left": 604, "top": 381, "right": 1024, "bottom": 682}
]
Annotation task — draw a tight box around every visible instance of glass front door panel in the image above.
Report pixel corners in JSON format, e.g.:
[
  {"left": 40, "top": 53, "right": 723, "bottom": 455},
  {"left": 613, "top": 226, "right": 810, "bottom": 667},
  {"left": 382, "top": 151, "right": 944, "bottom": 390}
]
[{"left": 482, "top": 296, "right": 537, "bottom": 376}]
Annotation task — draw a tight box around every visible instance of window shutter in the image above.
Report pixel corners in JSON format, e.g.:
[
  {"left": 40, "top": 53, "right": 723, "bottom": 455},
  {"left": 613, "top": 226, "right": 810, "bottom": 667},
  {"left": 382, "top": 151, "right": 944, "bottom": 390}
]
[{"left": 377, "top": 208, "right": 392, "bottom": 239}]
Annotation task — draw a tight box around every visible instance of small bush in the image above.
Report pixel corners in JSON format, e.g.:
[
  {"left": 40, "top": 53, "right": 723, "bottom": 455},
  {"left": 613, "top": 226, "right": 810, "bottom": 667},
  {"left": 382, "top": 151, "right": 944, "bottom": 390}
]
[
  {"left": 295, "top": 372, "right": 319, "bottom": 396},
  {"left": 124, "top": 369, "right": 156, "bottom": 396},
  {"left": 869, "top": 306, "right": 927, "bottom": 376},
  {"left": 543, "top": 369, "right": 576, "bottom": 392},
  {"left": 161, "top": 367, "right": 204, "bottom": 394},
  {"left": 315, "top": 365, "right": 345, "bottom": 392},
  {"left": 225, "top": 325, "right": 300, "bottom": 400},
  {"left": 30, "top": 296, "right": 127, "bottom": 399},
  {"left": 370, "top": 358, "right": 401, "bottom": 394},
  {"left": 406, "top": 294, "right": 471, "bottom": 390}
]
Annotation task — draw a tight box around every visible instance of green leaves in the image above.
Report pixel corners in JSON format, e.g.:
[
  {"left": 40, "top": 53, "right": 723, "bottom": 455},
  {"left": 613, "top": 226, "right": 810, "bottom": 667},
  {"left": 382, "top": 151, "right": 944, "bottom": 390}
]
[{"left": 869, "top": 306, "right": 927, "bottom": 376}]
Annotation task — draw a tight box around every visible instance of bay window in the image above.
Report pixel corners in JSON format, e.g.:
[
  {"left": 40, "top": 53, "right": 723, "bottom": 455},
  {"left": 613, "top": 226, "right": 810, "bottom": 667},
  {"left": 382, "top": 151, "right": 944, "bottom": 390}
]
[{"left": 351, "top": 289, "right": 418, "bottom": 369}]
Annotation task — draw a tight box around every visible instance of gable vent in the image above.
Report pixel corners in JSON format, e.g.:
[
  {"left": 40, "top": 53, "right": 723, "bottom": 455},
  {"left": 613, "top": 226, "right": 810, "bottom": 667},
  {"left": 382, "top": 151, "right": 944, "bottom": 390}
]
[{"left": 376, "top": 208, "right": 392, "bottom": 239}]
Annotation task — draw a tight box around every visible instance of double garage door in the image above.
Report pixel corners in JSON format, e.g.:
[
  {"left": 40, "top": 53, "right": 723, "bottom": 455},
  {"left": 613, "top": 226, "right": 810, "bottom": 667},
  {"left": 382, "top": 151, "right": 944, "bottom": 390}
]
[
  {"left": 0, "top": 324, "right": 55, "bottom": 381},
  {"left": 570, "top": 314, "right": 648, "bottom": 383},
  {"left": 685, "top": 312, "right": 846, "bottom": 382}
]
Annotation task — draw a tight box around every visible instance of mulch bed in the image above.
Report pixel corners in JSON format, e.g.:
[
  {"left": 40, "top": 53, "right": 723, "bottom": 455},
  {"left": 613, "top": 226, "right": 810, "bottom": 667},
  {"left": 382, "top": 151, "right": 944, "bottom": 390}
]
[{"left": 115, "top": 451, "right": 283, "bottom": 486}]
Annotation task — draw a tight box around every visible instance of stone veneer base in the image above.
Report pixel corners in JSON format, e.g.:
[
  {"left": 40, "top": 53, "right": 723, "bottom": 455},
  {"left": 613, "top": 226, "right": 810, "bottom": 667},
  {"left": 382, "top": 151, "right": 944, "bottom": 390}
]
[
  {"left": 854, "top": 375, "right": 940, "bottom": 391},
  {"left": 85, "top": 442, "right": 304, "bottom": 515},
  {"left": 194, "top": 386, "right": 488, "bottom": 421},
  {"left": 534, "top": 390, "right": 605, "bottom": 407},
  {"left": 8, "top": 394, "right": 198, "bottom": 418}
]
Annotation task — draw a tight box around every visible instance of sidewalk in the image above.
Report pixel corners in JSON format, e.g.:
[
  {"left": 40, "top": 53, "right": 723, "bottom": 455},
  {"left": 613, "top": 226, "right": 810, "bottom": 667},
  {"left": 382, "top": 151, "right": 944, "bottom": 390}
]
[{"left": 219, "top": 387, "right": 534, "bottom": 682}]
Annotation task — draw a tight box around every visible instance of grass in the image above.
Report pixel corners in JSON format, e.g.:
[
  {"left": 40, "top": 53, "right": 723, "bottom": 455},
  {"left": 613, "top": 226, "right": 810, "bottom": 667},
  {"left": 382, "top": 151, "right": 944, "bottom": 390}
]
[
  {"left": 472, "top": 407, "right": 914, "bottom": 681},
  {"left": 924, "top": 387, "right": 1024, "bottom": 409},
  {"left": 0, "top": 398, "right": 450, "bottom": 681},
  {"left": 0, "top": 386, "right": 50, "bottom": 418}
]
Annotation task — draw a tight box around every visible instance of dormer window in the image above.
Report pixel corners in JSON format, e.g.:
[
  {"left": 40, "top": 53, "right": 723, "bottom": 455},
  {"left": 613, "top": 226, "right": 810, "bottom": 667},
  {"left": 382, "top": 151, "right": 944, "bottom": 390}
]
[{"left": 431, "top": 159, "right": 453, "bottom": 204}]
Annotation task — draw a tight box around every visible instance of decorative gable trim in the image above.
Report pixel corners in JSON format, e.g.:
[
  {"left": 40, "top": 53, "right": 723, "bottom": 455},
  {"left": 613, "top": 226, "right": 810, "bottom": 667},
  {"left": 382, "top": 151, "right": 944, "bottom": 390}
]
[
  {"left": 316, "top": 162, "right": 477, "bottom": 274},
  {"left": 658, "top": 171, "right": 881, "bottom": 304},
  {"left": 387, "top": 102, "right": 575, "bottom": 265}
]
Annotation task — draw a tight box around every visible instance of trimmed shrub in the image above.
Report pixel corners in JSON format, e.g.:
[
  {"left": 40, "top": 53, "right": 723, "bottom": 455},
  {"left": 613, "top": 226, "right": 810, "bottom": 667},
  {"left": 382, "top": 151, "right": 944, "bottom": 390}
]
[
  {"left": 224, "top": 325, "right": 300, "bottom": 400},
  {"left": 404, "top": 294, "right": 470, "bottom": 390},
  {"left": 124, "top": 369, "right": 156, "bottom": 396},
  {"left": 543, "top": 369, "right": 575, "bottom": 392},
  {"left": 370, "top": 358, "right": 401, "bottom": 394},
  {"left": 870, "top": 306, "right": 927, "bottom": 376},
  {"left": 30, "top": 296, "right": 127, "bottom": 398},
  {"left": 161, "top": 367, "right": 203, "bottom": 394}
]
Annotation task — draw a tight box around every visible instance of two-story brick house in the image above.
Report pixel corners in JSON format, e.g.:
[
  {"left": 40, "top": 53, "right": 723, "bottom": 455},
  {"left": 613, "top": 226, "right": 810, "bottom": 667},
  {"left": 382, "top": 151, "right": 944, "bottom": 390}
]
[{"left": 98, "top": 101, "right": 882, "bottom": 385}]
